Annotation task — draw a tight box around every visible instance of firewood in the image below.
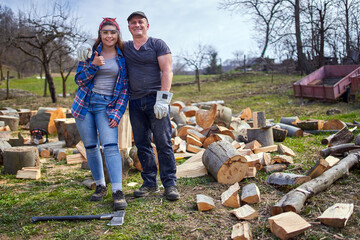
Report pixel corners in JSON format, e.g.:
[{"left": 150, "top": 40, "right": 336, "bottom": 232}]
[
  {"left": 271, "top": 152, "right": 360, "bottom": 215},
  {"left": 0, "top": 131, "right": 11, "bottom": 139},
  {"left": 355, "top": 134, "right": 360, "bottom": 145},
  {"left": 202, "top": 140, "right": 248, "bottom": 184},
  {"left": 268, "top": 211, "right": 311, "bottom": 240},
  {"left": 266, "top": 172, "right": 310, "bottom": 186},
  {"left": 247, "top": 127, "right": 274, "bottom": 147},
  {"left": 239, "top": 107, "right": 252, "bottom": 121},
  {"left": 244, "top": 140, "right": 262, "bottom": 151},
  {"left": 172, "top": 111, "right": 187, "bottom": 128},
  {"left": 192, "top": 100, "right": 224, "bottom": 108},
  {"left": 181, "top": 105, "right": 199, "bottom": 117},
  {"left": 271, "top": 155, "right": 294, "bottom": 164},
  {"left": 241, "top": 183, "right": 260, "bottom": 204},
  {"left": 230, "top": 118, "right": 251, "bottom": 132},
  {"left": 0, "top": 115, "right": 19, "bottom": 131},
  {"left": 231, "top": 205, "right": 259, "bottom": 220},
  {"left": 245, "top": 167, "right": 257, "bottom": 178},
  {"left": 323, "top": 119, "right": 346, "bottom": 130},
  {"left": 297, "top": 119, "right": 324, "bottom": 130},
  {"left": 195, "top": 104, "right": 217, "bottom": 129},
  {"left": 196, "top": 194, "right": 215, "bottom": 211},
  {"left": 16, "top": 167, "right": 41, "bottom": 180},
  {"left": 215, "top": 104, "right": 232, "bottom": 127},
  {"left": 17, "top": 109, "right": 33, "bottom": 125},
  {"left": 187, "top": 129, "right": 206, "bottom": 143},
  {"left": 217, "top": 126, "right": 236, "bottom": 140},
  {"left": 36, "top": 141, "right": 65, "bottom": 158},
  {"left": 231, "top": 222, "right": 253, "bottom": 240},
  {"left": 186, "top": 135, "right": 203, "bottom": 147},
  {"left": 120, "top": 148, "right": 133, "bottom": 178},
  {"left": 0, "top": 125, "right": 11, "bottom": 131},
  {"left": 177, "top": 125, "right": 196, "bottom": 140},
  {"left": 176, "top": 150, "right": 207, "bottom": 178},
  {"left": 275, "top": 123, "right": 303, "bottom": 137},
  {"left": 176, "top": 140, "right": 187, "bottom": 153},
  {"left": 48, "top": 108, "right": 66, "bottom": 134},
  {"left": 256, "top": 152, "right": 271, "bottom": 166},
  {"left": 215, "top": 133, "right": 234, "bottom": 143},
  {"left": 62, "top": 118, "right": 81, "bottom": 147},
  {"left": 307, "top": 156, "right": 340, "bottom": 179},
  {"left": 171, "top": 101, "right": 186, "bottom": 111},
  {"left": 248, "top": 155, "right": 262, "bottom": 170},
  {"left": 317, "top": 203, "right": 354, "bottom": 228},
  {"left": 221, "top": 182, "right": 240, "bottom": 208},
  {"left": 0, "top": 107, "right": 18, "bottom": 117},
  {"left": 129, "top": 146, "right": 142, "bottom": 171},
  {"left": 320, "top": 143, "right": 360, "bottom": 158},
  {"left": 231, "top": 140, "right": 244, "bottom": 149},
  {"left": 118, "top": 112, "right": 132, "bottom": 149},
  {"left": 253, "top": 144, "right": 278, "bottom": 154},
  {"left": 272, "top": 127, "right": 287, "bottom": 142},
  {"left": 82, "top": 178, "right": 96, "bottom": 190},
  {"left": 66, "top": 153, "right": 86, "bottom": 164},
  {"left": 238, "top": 149, "right": 253, "bottom": 156},
  {"left": 321, "top": 126, "right": 355, "bottom": 146},
  {"left": 252, "top": 111, "right": 266, "bottom": 128},
  {"left": 280, "top": 116, "right": 299, "bottom": 126},
  {"left": 278, "top": 144, "right": 296, "bottom": 157},
  {"left": 186, "top": 144, "right": 202, "bottom": 153},
  {"left": 3, "top": 146, "right": 39, "bottom": 174},
  {"left": 203, "top": 135, "right": 219, "bottom": 149},
  {"left": 261, "top": 164, "right": 287, "bottom": 173},
  {"left": 76, "top": 141, "right": 86, "bottom": 159},
  {"left": 0, "top": 139, "right": 11, "bottom": 165}
]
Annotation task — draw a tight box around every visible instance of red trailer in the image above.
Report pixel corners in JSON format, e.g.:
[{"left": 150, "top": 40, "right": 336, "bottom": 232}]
[{"left": 293, "top": 65, "right": 360, "bottom": 101}]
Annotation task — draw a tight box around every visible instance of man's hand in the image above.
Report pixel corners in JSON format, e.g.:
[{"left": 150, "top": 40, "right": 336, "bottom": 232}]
[
  {"left": 77, "top": 39, "right": 95, "bottom": 61},
  {"left": 92, "top": 51, "right": 105, "bottom": 67},
  {"left": 154, "top": 91, "right": 173, "bottom": 119}
]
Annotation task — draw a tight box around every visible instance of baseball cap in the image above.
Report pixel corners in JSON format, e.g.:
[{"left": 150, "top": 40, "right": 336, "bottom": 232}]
[{"left": 127, "top": 11, "right": 148, "bottom": 22}]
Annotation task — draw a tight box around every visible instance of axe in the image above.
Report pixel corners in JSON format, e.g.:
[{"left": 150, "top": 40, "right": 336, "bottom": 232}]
[{"left": 32, "top": 210, "right": 125, "bottom": 226}]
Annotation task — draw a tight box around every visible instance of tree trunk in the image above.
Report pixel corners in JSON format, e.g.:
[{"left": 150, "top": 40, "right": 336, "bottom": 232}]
[
  {"left": 195, "top": 68, "right": 200, "bottom": 92},
  {"left": 43, "top": 62, "right": 57, "bottom": 103},
  {"left": 294, "top": 0, "right": 310, "bottom": 74}
]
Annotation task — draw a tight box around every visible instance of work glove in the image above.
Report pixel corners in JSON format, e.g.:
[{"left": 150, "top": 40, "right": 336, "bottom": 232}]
[
  {"left": 154, "top": 91, "right": 173, "bottom": 119},
  {"left": 77, "top": 39, "right": 95, "bottom": 61}
]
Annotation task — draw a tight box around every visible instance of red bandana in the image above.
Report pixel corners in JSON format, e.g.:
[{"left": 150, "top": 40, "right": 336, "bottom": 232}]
[{"left": 99, "top": 18, "right": 120, "bottom": 31}]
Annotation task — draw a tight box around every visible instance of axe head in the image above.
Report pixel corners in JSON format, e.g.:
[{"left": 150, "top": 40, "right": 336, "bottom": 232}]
[{"left": 107, "top": 210, "right": 125, "bottom": 226}]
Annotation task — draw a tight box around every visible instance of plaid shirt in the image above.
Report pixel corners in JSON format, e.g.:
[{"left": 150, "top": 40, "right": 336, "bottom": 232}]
[{"left": 71, "top": 43, "right": 129, "bottom": 124}]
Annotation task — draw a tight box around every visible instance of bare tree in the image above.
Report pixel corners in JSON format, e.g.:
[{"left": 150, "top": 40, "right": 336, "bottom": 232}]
[
  {"left": 181, "top": 43, "right": 211, "bottom": 91},
  {"left": 11, "top": 2, "right": 80, "bottom": 103},
  {"left": 0, "top": 5, "right": 15, "bottom": 80}
]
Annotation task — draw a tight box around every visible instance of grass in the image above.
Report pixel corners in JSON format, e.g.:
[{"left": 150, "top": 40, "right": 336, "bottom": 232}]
[{"left": 0, "top": 70, "right": 360, "bottom": 239}]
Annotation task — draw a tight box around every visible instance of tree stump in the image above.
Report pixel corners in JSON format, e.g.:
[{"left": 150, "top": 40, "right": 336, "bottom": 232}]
[
  {"left": 30, "top": 107, "right": 57, "bottom": 132},
  {"left": 62, "top": 118, "right": 81, "bottom": 147},
  {"left": 3, "top": 146, "right": 39, "bottom": 174},
  {"left": 0, "top": 115, "right": 19, "bottom": 131},
  {"left": 202, "top": 140, "right": 248, "bottom": 184},
  {"left": 17, "top": 109, "right": 33, "bottom": 125},
  {"left": 273, "top": 127, "right": 288, "bottom": 142},
  {"left": 54, "top": 118, "right": 67, "bottom": 141},
  {"left": 247, "top": 127, "right": 274, "bottom": 147}
]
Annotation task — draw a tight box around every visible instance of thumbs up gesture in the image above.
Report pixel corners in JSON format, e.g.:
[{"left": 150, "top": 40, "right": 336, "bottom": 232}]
[{"left": 92, "top": 51, "right": 105, "bottom": 67}]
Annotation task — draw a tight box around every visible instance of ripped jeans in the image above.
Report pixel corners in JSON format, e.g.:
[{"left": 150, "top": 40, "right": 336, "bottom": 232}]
[{"left": 75, "top": 92, "right": 122, "bottom": 189}]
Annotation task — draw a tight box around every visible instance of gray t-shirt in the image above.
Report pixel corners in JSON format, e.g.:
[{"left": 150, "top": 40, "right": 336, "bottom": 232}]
[
  {"left": 92, "top": 57, "right": 118, "bottom": 96},
  {"left": 123, "top": 37, "right": 171, "bottom": 100}
]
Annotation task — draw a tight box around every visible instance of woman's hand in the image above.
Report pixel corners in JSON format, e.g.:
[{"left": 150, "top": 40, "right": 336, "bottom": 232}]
[
  {"left": 92, "top": 51, "right": 105, "bottom": 66},
  {"left": 109, "top": 119, "right": 118, "bottom": 128}
]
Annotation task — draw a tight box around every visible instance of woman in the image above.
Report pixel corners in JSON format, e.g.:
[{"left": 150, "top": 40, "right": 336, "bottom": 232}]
[{"left": 71, "top": 18, "right": 129, "bottom": 210}]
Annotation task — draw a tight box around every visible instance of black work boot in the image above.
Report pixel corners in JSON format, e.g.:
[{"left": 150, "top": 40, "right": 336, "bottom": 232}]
[
  {"left": 133, "top": 185, "right": 160, "bottom": 198},
  {"left": 90, "top": 185, "right": 108, "bottom": 201},
  {"left": 113, "top": 190, "right": 127, "bottom": 210},
  {"left": 164, "top": 186, "right": 180, "bottom": 201}
]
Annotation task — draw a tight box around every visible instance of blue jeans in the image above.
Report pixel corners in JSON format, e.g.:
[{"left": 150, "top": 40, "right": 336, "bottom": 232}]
[
  {"left": 129, "top": 94, "right": 176, "bottom": 188},
  {"left": 75, "top": 92, "right": 122, "bottom": 189}
]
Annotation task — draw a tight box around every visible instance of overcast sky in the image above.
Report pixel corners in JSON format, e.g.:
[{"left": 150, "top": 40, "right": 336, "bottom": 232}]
[{"left": 1, "top": 0, "right": 257, "bottom": 62}]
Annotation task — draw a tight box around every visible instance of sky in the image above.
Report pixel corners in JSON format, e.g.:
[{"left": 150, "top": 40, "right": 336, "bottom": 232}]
[{"left": 0, "top": 0, "right": 257, "bottom": 63}]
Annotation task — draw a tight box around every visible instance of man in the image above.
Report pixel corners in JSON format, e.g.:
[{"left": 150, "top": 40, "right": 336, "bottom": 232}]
[{"left": 124, "top": 11, "right": 179, "bottom": 201}]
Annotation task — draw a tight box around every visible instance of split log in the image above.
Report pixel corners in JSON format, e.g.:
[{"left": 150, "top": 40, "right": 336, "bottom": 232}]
[
  {"left": 248, "top": 154, "right": 262, "bottom": 170},
  {"left": 230, "top": 118, "right": 251, "bottom": 132},
  {"left": 252, "top": 111, "right": 266, "bottom": 128},
  {"left": 186, "top": 144, "right": 202, "bottom": 153},
  {"left": 321, "top": 126, "right": 355, "bottom": 146},
  {"left": 241, "top": 183, "right": 260, "bottom": 204},
  {"left": 247, "top": 127, "right": 274, "bottom": 147},
  {"left": 218, "top": 126, "right": 235, "bottom": 140},
  {"left": 176, "top": 140, "right": 187, "bottom": 153},
  {"left": 231, "top": 222, "right": 253, "bottom": 240},
  {"left": 0, "top": 131, "right": 11, "bottom": 139},
  {"left": 170, "top": 105, "right": 180, "bottom": 118},
  {"left": 307, "top": 156, "right": 340, "bottom": 179},
  {"left": 278, "top": 144, "right": 296, "bottom": 157},
  {"left": 268, "top": 211, "right": 311, "bottom": 240},
  {"left": 275, "top": 123, "right": 303, "bottom": 137},
  {"left": 176, "top": 150, "right": 207, "bottom": 178},
  {"left": 261, "top": 164, "right": 288, "bottom": 173},
  {"left": 171, "top": 101, "right": 186, "bottom": 111},
  {"left": 76, "top": 141, "right": 86, "bottom": 159},
  {"left": 118, "top": 111, "right": 132, "bottom": 149},
  {"left": 48, "top": 108, "right": 66, "bottom": 134},
  {"left": 0, "top": 107, "right": 19, "bottom": 117},
  {"left": 245, "top": 167, "right": 257, "bottom": 178},
  {"left": 256, "top": 152, "right": 271, "bottom": 166},
  {"left": 231, "top": 140, "right": 244, "bottom": 149},
  {"left": 216, "top": 133, "right": 234, "bottom": 143},
  {"left": 192, "top": 100, "right": 224, "bottom": 108},
  {"left": 181, "top": 105, "right": 199, "bottom": 117},
  {"left": 202, "top": 135, "right": 220, "bottom": 149},
  {"left": 186, "top": 135, "right": 202, "bottom": 147},
  {"left": 297, "top": 119, "right": 324, "bottom": 130},
  {"left": 196, "top": 194, "right": 215, "bottom": 211},
  {"left": 271, "top": 155, "right": 294, "bottom": 164},
  {"left": 62, "top": 118, "right": 81, "bottom": 147},
  {"left": 202, "top": 140, "right": 248, "bottom": 184},
  {"left": 66, "top": 153, "right": 86, "bottom": 164},
  {"left": 238, "top": 149, "right": 253, "bottom": 156},
  {"left": 253, "top": 144, "right": 278, "bottom": 154},
  {"left": 317, "top": 203, "right": 354, "bottom": 228},
  {"left": 320, "top": 143, "right": 360, "bottom": 158},
  {"left": 215, "top": 104, "right": 232, "bottom": 127},
  {"left": 177, "top": 125, "right": 196, "bottom": 140},
  {"left": 231, "top": 205, "right": 259, "bottom": 220},
  {"left": 3, "top": 146, "right": 39, "bottom": 174},
  {"left": 280, "top": 116, "right": 299, "bottom": 127},
  {"left": 16, "top": 167, "right": 41, "bottom": 180},
  {"left": 187, "top": 129, "right": 206, "bottom": 143},
  {"left": 120, "top": 148, "right": 133, "bottom": 177},
  {"left": 195, "top": 104, "right": 217, "bottom": 129},
  {"left": 221, "top": 182, "right": 240, "bottom": 208},
  {"left": 82, "top": 178, "right": 96, "bottom": 190},
  {"left": 239, "top": 107, "right": 252, "bottom": 121},
  {"left": 0, "top": 126, "right": 10, "bottom": 132},
  {"left": 270, "top": 151, "right": 360, "bottom": 215},
  {"left": 266, "top": 172, "right": 310, "bottom": 186},
  {"left": 172, "top": 111, "right": 187, "bottom": 128},
  {"left": 0, "top": 115, "right": 19, "bottom": 131},
  {"left": 323, "top": 119, "right": 346, "bottom": 130},
  {"left": 129, "top": 145, "right": 142, "bottom": 171},
  {"left": 272, "top": 127, "right": 287, "bottom": 142},
  {"left": 244, "top": 140, "right": 261, "bottom": 151}
]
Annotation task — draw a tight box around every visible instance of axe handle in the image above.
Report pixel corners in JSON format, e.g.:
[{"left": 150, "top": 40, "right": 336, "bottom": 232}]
[{"left": 32, "top": 214, "right": 112, "bottom": 222}]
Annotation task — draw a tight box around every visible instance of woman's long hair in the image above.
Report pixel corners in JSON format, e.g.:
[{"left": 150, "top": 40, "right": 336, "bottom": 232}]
[{"left": 93, "top": 20, "right": 124, "bottom": 52}]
